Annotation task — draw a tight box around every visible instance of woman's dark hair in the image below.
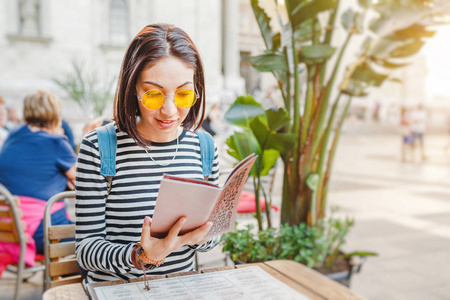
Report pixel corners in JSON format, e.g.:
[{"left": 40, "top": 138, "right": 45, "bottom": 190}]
[{"left": 113, "top": 23, "right": 205, "bottom": 146}]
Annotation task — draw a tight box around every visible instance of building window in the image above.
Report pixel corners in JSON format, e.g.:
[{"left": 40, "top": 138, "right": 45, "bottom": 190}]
[
  {"left": 109, "top": 0, "right": 129, "bottom": 45},
  {"left": 18, "top": 0, "right": 41, "bottom": 36}
]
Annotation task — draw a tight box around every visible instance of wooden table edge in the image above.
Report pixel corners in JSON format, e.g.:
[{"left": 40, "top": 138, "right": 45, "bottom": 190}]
[
  {"left": 264, "top": 260, "right": 367, "bottom": 300},
  {"left": 43, "top": 260, "right": 367, "bottom": 300}
]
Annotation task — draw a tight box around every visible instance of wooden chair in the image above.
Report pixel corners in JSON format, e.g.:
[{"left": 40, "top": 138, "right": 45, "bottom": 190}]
[
  {"left": 0, "top": 183, "right": 45, "bottom": 300},
  {"left": 43, "top": 191, "right": 82, "bottom": 290}
]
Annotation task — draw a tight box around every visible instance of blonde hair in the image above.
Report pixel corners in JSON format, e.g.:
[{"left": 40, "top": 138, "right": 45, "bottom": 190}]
[{"left": 23, "top": 90, "right": 62, "bottom": 128}]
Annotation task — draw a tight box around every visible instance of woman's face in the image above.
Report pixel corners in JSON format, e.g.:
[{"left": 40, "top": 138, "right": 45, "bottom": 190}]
[{"left": 136, "top": 57, "right": 195, "bottom": 143}]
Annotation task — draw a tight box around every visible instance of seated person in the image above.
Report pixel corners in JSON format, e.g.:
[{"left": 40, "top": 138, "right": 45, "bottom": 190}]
[
  {"left": 0, "top": 97, "right": 8, "bottom": 149},
  {"left": 0, "top": 90, "right": 77, "bottom": 255},
  {"left": 61, "top": 119, "right": 77, "bottom": 152}
]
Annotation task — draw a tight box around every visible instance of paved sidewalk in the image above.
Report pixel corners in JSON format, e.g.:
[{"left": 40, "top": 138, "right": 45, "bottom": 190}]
[
  {"left": 328, "top": 134, "right": 450, "bottom": 300},
  {"left": 1, "top": 133, "right": 449, "bottom": 300}
]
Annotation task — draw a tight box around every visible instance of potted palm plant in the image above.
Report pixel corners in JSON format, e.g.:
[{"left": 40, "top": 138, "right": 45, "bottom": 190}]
[{"left": 221, "top": 0, "right": 449, "bottom": 285}]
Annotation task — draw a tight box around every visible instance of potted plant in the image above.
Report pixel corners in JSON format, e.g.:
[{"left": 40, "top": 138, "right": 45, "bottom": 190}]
[
  {"left": 53, "top": 60, "right": 116, "bottom": 117},
  {"left": 222, "top": 95, "right": 376, "bottom": 284},
  {"left": 221, "top": 212, "right": 375, "bottom": 286},
  {"left": 221, "top": 0, "right": 448, "bottom": 285}
]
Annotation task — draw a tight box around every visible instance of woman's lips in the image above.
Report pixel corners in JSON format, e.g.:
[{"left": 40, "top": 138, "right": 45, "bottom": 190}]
[{"left": 156, "top": 119, "right": 175, "bottom": 128}]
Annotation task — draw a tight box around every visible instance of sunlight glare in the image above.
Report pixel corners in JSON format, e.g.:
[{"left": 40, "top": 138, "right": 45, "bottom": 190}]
[{"left": 422, "top": 25, "right": 450, "bottom": 97}]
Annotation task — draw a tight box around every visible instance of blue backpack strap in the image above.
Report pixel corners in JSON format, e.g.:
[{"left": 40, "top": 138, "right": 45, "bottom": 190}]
[
  {"left": 96, "top": 122, "right": 117, "bottom": 177},
  {"left": 197, "top": 131, "right": 215, "bottom": 177}
]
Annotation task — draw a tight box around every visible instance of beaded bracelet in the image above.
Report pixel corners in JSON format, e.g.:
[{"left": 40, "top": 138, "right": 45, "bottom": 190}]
[
  {"left": 131, "top": 242, "right": 165, "bottom": 270},
  {"left": 131, "top": 242, "right": 165, "bottom": 291},
  {"left": 138, "top": 248, "right": 165, "bottom": 267}
]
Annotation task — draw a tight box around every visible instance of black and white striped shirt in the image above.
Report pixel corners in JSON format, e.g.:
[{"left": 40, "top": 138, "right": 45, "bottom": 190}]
[{"left": 75, "top": 125, "right": 220, "bottom": 283}]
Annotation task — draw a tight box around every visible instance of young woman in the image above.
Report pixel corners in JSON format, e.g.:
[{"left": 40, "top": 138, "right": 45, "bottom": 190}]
[{"left": 75, "top": 23, "right": 220, "bottom": 283}]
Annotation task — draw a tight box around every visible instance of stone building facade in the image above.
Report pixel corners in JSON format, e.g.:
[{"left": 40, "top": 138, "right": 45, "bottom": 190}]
[
  {"left": 0, "top": 0, "right": 246, "bottom": 141},
  {"left": 1, "top": 0, "right": 447, "bottom": 140}
]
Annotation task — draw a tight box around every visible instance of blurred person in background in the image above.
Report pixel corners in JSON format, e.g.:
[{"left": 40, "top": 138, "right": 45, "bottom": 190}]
[
  {"left": 373, "top": 100, "right": 381, "bottom": 122},
  {"left": 5, "top": 106, "right": 22, "bottom": 130},
  {"left": 201, "top": 102, "right": 223, "bottom": 136},
  {"left": 445, "top": 114, "right": 450, "bottom": 153},
  {"left": 208, "top": 102, "right": 224, "bottom": 133},
  {"left": 0, "top": 90, "right": 77, "bottom": 255},
  {"left": 410, "top": 103, "right": 427, "bottom": 161},
  {"left": 61, "top": 119, "right": 76, "bottom": 152},
  {"left": 82, "top": 117, "right": 105, "bottom": 136},
  {"left": 72, "top": 116, "right": 105, "bottom": 153},
  {"left": 0, "top": 97, "right": 8, "bottom": 149},
  {"left": 400, "top": 107, "right": 414, "bottom": 162},
  {"left": 200, "top": 113, "right": 215, "bottom": 136}
]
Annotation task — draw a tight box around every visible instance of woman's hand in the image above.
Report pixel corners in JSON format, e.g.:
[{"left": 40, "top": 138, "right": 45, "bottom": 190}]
[{"left": 139, "top": 216, "right": 212, "bottom": 261}]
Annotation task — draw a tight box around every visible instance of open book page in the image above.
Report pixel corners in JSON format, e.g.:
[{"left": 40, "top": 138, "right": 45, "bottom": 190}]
[
  {"left": 223, "top": 153, "right": 256, "bottom": 185},
  {"left": 205, "top": 154, "right": 257, "bottom": 238},
  {"left": 151, "top": 153, "right": 257, "bottom": 238},
  {"left": 151, "top": 179, "right": 221, "bottom": 237}
]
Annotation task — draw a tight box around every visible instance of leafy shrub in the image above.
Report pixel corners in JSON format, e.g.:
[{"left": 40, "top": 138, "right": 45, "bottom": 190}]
[{"left": 221, "top": 216, "right": 355, "bottom": 269}]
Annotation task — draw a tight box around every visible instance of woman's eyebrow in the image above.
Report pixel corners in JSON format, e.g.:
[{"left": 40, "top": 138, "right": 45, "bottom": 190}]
[
  {"left": 143, "top": 81, "right": 164, "bottom": 89},
  {"left": 177, "top": 81, "right": 193, "bottom": 89},
  {"left": 142, "top": 81, "right": 193, "bottom": 90}
]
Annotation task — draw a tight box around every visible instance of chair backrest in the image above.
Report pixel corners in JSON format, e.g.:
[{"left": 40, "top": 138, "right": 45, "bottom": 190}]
[
  {"left": 43, "top": 191, "right": 82, "bottom": 290},
  {"left": 0, "top": 184, "right": 25, "bottom": 246},
  {"left": 0, "top": 184, "right": 30, "bottom": 300}
]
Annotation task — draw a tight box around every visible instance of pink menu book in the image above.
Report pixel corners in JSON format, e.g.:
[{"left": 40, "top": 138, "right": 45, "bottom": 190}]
[{"left": 150, "top": 153, "right": 257, "bottom": 239}]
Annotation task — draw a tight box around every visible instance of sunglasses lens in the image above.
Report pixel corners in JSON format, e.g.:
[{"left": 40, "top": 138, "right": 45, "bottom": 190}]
[
  {"left": 174, "top": 89, "right": 197, "bottom": 108},
  {"left": 142, "top": 90, "right": 165, "bottom": 109}
]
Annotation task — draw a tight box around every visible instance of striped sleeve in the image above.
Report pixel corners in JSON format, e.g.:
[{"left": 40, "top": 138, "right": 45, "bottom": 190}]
[
  {"left": 75, "top": 131, "right": 134, "bottom": 274},
  {"left": 188, "top": 235, "right": 221, "bottom": 252}
]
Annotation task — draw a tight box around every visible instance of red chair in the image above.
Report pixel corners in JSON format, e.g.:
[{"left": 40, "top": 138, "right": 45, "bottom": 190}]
[
  {"left": 237, "top": 166, "right": 280, "bottom": 214},
  {"left": 0, "top": 184, "right": 45, "bottom": 300},
  {"left": 237, "top": 191, "right": 279, "bottom": 213}
]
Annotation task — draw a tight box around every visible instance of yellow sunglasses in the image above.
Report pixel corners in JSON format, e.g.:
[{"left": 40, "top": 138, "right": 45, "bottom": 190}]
[{"left": 137, "top": 88, "right": 198, "bottom": 110}]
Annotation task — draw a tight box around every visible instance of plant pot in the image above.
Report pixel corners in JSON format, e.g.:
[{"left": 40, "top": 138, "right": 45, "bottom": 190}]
[
  {"left": 323, "top": 268, "right": 353, "bottom": 287},
  {"left": 314, "top": 256, "right": 366, "bottom": 287},
  {"left": 233, "top": 259, "right": 246, "bottom": 265}
]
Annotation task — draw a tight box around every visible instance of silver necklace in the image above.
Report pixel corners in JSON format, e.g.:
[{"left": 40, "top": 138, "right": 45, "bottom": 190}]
[{"left": 144, "top": 134, "right": 179, "bottom": 166}]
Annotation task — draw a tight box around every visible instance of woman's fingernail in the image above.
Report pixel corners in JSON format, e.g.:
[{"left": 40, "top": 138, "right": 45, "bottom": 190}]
[
  {"left": 144, "top": 216, "right": 150, "bottom": 224},
  {"left": 182, "top": 217, "right": 187, "bottom": 224},
  {"left": 207, "top": 222, "right": 213, "bottom": 228}
]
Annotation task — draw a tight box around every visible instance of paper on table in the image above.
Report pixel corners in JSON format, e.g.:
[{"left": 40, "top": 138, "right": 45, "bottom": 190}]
[{"left": 92, "top": 266, "right": 310, "bottom": 300}]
